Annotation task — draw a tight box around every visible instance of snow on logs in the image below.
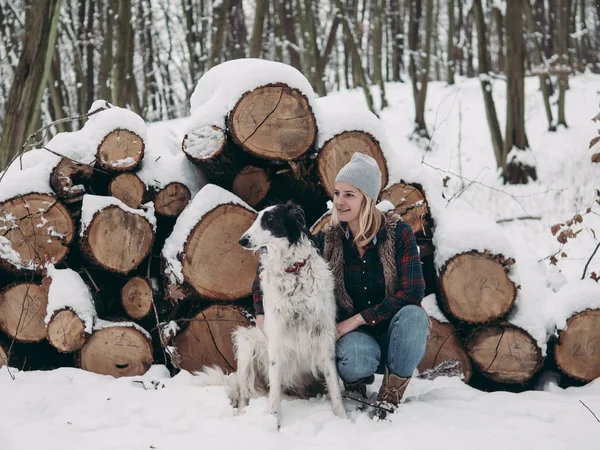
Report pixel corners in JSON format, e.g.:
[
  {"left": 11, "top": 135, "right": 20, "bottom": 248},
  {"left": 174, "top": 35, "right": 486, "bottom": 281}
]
[
  {"left": 163, "top": 184, "right": 258, "bottom": 301},
  {"left": 79, "top": 195, "right": 156, "bottom": 274}
]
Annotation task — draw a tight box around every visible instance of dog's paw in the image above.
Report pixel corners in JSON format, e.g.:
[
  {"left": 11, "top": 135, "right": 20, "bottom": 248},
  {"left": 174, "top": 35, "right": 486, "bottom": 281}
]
[{"left": 333, "top": 405, "right": 348, "bottom": 419}]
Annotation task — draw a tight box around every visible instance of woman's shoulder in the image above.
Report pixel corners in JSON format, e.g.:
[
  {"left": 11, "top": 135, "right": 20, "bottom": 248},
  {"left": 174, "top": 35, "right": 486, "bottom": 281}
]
[{"left": 383, "top": 213, "right": 413, "bottom": 237}]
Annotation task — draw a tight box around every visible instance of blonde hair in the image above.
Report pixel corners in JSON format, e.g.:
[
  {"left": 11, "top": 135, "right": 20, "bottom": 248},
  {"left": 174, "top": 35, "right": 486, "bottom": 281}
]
[{"left": 331, "top": 192, "right": 383, "bottom": 249}]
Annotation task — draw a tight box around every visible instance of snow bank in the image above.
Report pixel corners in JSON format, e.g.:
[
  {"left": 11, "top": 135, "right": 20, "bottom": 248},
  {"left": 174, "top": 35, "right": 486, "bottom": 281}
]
[
  {"left": 45, "top": 265, "right": 96, "bottom": 334},
  {"left": 548, "top": 279, "right": 600, "bottom": 332},
  {"left": 162, "top": 184, "right": 255, "bottom": 284},
  {"left": 80, "top": 195, "right": 157, "bottom": 236}
]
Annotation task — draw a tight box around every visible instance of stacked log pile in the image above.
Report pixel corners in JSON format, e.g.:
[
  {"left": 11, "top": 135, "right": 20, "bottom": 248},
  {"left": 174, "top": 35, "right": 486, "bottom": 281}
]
[{"left": 0, "top": 60, "right": 598, "bottom": 394}]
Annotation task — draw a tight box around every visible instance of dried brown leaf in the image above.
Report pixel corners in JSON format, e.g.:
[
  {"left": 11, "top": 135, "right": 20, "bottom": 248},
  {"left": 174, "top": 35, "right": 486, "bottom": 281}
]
[
  {"left": 557, "top": 231, "right": 568, "bottom": 244},
  {"left": 574, "top": 214, "right": 583, "bottom": 223},
  {"left": 567, "top": 219, "right": 574, "bottom": 227},
  {"left": 590, "top": 136, "right": 600, "bottom": 149},
  {"left": 592, "top": 112, "right": 600, "bottom": 122},
  {"left": 592, "top": 153, "right": 600, "bottom": 163},
  {"left": 551, "top": 224, "right": 561, "bottom": 236},
  {"left": 561, "top": 252, "right": 567, "bottom": 258},
  {"left": 550, "top": 256, "right": 558, "bottom": 266}
]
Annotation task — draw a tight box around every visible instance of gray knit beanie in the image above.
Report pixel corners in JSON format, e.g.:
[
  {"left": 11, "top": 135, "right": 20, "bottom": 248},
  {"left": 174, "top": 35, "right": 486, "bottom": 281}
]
[{"left": 335, "top": 152, "right": 382, "bottom": 201}]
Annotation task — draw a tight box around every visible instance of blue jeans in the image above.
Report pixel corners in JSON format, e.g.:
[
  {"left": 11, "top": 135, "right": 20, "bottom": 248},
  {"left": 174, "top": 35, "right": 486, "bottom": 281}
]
[{"left": 336, "top": 305, "right": 429, "bottom": 381}]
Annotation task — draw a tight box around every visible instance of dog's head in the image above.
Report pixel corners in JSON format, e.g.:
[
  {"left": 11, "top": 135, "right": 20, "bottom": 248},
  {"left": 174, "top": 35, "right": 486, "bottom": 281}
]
[{"left": 239, "top": 202, "right": 308, "bottom": 250}]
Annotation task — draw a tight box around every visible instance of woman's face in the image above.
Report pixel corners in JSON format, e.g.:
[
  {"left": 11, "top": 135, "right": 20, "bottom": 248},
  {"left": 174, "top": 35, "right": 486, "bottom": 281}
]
[{"left": 333, "top": 181, "right": 364, "bottom": 224}]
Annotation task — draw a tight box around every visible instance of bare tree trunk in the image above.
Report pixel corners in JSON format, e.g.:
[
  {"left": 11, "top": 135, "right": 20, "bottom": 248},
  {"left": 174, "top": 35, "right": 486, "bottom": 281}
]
[
  {"left": 228, "top": 0, "right": 247, "bottom": 59},
  {"left": 48, "top": 48, "right": 69, "bottom": 133},
  {"left": 456, "top": 0, "right": 464, "bottom": 76},
  {"left": 249, "top": 0, "right": 267, "bottom": 58},
  {"left": 98, "top": 0, "right": 115, "bottom": 102},
  {"left": 409, "top": 0, "right": 433, "bottom": 137},
  {"left": 472, "top": 0, "right": 503, "bottom": 169},
  {"left": 504, "top": 0, "right": 537, "bottom": 184},
  {"left": 210, "top": 0, "right": 229, "bottom": 66},
  {"left": 492, "top": 6, "right": 504, "bottom": 73},
  {"left": 0, "top": 0, "right": 64, "bottom": 170},
  {"left": 278, "top": 0, "right": 301, "bottom": 70},
  {"left": 373, "top": 0, "right": 388, "bottom": 107},
  {"left": 183, "top": 0, "right": 200, "bottom": 81},
  {"left": 557, "top": 0, "right": 569, "bottom": 127},
  {"left": 433, "top": 0, "right": 441, "bottom": 81},
  {"left": 303, "top": 0, "right": 326, "bottom": 95},
  {"left": 114, "top": 0, "right": 139, "bottom": 112},
  {"left": 447, "top": 0, "right": 456, "bottom": 84},
  {"left": 86, "top": 0, "right": 95, "bottom": 110},
  {"left": 465, "top": 9, "right": 475, "bottom": 77}
]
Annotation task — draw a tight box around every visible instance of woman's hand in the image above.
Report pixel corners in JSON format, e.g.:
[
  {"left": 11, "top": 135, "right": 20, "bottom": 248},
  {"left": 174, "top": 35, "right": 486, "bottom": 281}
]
[{"left": 336, "top": 314, "right": 366, "bottom": 339}]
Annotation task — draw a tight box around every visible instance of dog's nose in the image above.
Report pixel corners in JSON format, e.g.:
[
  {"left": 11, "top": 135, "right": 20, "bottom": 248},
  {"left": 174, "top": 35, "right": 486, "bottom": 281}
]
[{"left": 239, "top": 236, "right": 250, "bottom": 248}]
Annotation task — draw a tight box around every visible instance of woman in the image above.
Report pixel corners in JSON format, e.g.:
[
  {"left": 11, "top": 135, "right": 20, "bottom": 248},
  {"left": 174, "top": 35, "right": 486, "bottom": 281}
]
[{"left": 253, "top": 152, "right": 429, "bottom": 413}]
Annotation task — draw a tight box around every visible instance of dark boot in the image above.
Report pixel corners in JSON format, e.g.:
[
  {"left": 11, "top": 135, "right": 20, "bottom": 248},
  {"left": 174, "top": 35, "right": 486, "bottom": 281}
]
[
  {"left": 343, "top": 374, "right": 375, "bottom": 399},
  {"left": 376, "top": 367, "right": 411, "bottom": 418}
]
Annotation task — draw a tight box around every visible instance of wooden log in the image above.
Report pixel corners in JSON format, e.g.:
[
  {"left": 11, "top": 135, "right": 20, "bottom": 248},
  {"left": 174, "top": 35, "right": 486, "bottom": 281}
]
[
  {"left": 46, "top": 309, "right": 87, "bottom": 353},
  {"left": 438, "top": 251, "right": 517, "bottom": 323},
  {"left": 554, "top": 309, "right": 600, "bottom": 382},
  {"left": 317, "top": 131, "right": 389, "bottom": 199},
  {"left": 311, "top": 212, "right": 332, "bottom": 234},
  {"left": 417, "top": 317, "right": 472, "bottom": 382},
  {"left": 50, "top": 157, "right": 94, "bottom": 200},
  {"left": 173, "top": 304, "right": 252, "bottom": 373},
  {"left": 229, "top": 84, "right": 317, "bottom": 160},
  {"left": 96, "top": 129, "right": 145, "bottom": 172},
  {"left": 380, "top": 183, "right": 430, "bottom": 236},
  {"left": 152, "top": 182, "right": 191, "bottom": 217},
  {"left": 80, "top": 204, "right": 155, "bottom": 274},
  {"left": 0, "top": 282, "right": 49, "bottom": 343},
  {"left": 79, "top": 325, "right": 153, "bottom": 377},
  {"left": 0, "top": 194, "right": 74, "bottom": 273},
  {"left": 466, "top": 323, "right": 543, "bottom": 384},
  {"left": 231, "top": 166, "right": 271, "bottom": 208},
  {"left": 108, "top": 173, "right": 145, "bottom": 209},
  {"left": 121, "top": 277, "right": 153, "bottom": 320}
]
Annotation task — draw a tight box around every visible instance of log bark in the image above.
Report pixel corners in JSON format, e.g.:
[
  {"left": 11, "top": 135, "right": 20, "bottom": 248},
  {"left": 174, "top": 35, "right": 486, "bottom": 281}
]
[
  {"left": 80, "top": 205, "right": 155, "bottom": 274},
  {"left": 0, "top": 194, "right": 74, "bottom": 273},
  {"left": 108, "top": 173, "right": 146, "bottom": 209},
  {"left": 50, "top": 158, "right": 94, "bottom": 200},
  {"left": 317, "top": 131, "right": 389, "bottom": 199},
  {"left": 228, "top": 84, "right": 317, "bottom": 160},
  {"left": 0, "top": 282, "right": 49, "bottom": 343},
  {"left": 466, "top": 323, "right": 543, "bottom": 384},
  {"left": 46, "top": 309, "right": 87, "bottom": 353},
  {"left": 554, "top": 309, "right": 600, "bottom": 382},
  {"left": 173, "top": 304, "right": 252, "bottom": 373},
  {"left": 121, "top": 276, "right": 153, "bottom": 320},
  {"left": 96, "top": 129, "right": 145, "bottom": 172},
  {"left": 79, "top": 325, "right": 153, "bottom": 377},
  {"left": 172, "top": 204, "right": 259, "bottom": 301},
  {"left": 418, "top": 317, "right": 472, "bottom": 382},
  {"left": 152, "top": 183, "right": 191, "bottom": 217},
  {"left": 439, "top": 252, "right": 517, "bottom": 323}
]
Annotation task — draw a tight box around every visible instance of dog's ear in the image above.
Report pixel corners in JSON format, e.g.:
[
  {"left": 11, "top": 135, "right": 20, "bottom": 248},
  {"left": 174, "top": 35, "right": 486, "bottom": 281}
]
[{"left": 284, "top": 202, "right": 306, "bottom": 244}]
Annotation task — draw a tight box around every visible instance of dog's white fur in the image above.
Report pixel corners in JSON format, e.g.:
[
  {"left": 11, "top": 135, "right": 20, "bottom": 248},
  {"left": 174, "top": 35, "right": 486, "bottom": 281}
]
[{"left": 196, "top": 205, "right": 346, "bottom": 423}]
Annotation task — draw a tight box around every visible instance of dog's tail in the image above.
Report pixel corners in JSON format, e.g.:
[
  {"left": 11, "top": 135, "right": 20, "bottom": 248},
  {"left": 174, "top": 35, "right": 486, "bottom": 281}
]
[{"left": 194, "top": 365, "right": 236, "bottom": 387}]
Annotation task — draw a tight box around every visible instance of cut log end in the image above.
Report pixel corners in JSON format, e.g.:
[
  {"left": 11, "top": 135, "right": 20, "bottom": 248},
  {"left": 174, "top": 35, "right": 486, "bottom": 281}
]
[
  {"left": 109, "top": 173, "right": 146, "bottom": 209},
  {"left": 555, "top": 309, "right": 600, "bottom": 382},
  {"left": 317, "top": 131, "right": 389, "bottom": 199},
  {"left": 229, "top": 84, "right": 317, "bottom": 160},
  {"left": 96, "top": 129, "right": 144, "bottom": 172},
  {"left": 121, "top": 277, "right": 153, "bottom": 320},
  {"left": 466, "top": 324, "right": 542, "bottom": 384},
  {"left": 82, "top": 205, "right": 154, "bottom": 274},
  {"left": 310, "top": 212, "right": 331, "bottom": 234},
  {"left": 154, "top": 183, "right": 191, "bottom": 217},
  {"left": 182, "top": 126, "right": 227, "bottom": 164},
  {"left": 173, "top": 305, "right": 252, "bottom": 373},
  {"left": 0, "top": 194, "right": 74, "bottom": 272},
  {"left": 181, "top": 204, "right": 258, "bottom": 300},
  {"left": 50, "top": 158, "right": 94, "bottom": 200},
  {"left": 79, "top": 326, "right": 153, "bottom": 378},
  {"left": 439, "top": 252, "right": 517, "bottom": 323},
  {"left": 232, "top": 166, "right": 271, "bottom": 207},
  {"left": 0, "top": 283, "right": 49, "bottom": 343},
  {"left": 380, "top": 183, "right": 429, "bottom": 236},
  {"left": 47, "top": 309, "right": 87, "bottom": 353},
  {"left": 418, "top": 317, "right": 473, "bottom": 382}
]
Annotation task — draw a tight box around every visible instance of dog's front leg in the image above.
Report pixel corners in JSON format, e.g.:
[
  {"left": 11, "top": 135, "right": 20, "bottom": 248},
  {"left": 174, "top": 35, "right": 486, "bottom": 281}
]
[
  {"left": 323, "top": 356, "right": 347, "bottom": 419},
  {"left": 267, "top": 347, "right": 282, "bottom": 425}
]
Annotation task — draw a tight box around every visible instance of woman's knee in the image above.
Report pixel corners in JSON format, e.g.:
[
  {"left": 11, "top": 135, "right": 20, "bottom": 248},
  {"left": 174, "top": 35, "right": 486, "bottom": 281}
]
[
  {"left": 391, "top": 305, "right": 429, "bottom": 337},
  {"left": 336, "top": 332, "right": 380, "bottom": 382}
]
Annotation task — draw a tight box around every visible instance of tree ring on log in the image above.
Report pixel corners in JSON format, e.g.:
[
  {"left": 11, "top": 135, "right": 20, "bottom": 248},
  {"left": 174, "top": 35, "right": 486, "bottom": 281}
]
[
  {"left": 109, "top": 173, "right": 146, "bottom": 209},
  {"left": 317, "top": 131, "right": 389, "bottom": 199},
  {"left": 96, "top": 129, "right": 144, "bottom": 172},
  {"left": 82, "top": 206, "right": 154, "bottom": 274},
  {"left": 50, "top": 158, "right": 94, "bottom": 200},
  {"left": 466, "top": 323, "right": 542, "bottom": 384},
  {"left": 46, "top": 309, "right": 87, "bottom": 352},
  {"left": 439, "top": 252, "right": 517, "bottom": 323},
  {"left": 231, "top": 166, "right": 271, "bottom": 207},
  {"left": 79, "top": 326, "right": 153, "bottom": 377},
  {"left": 121, "top": 277, "right": 153, "bottom": 320},
  {"left": 154, "top": 182, "right": 191, "bottom": 217},
  {"left": 380, "top": 183, "right": 429, "bottom": 236},
  {"left": 229, "top": 84, "right": 317, "bottom": 160},
  {"left": 181, "top": 204, "right": 258, "bottom": 300},
  {"left": 0, "top": 283, "right": 49, "bottom": 342},
  {"left": 174, "top": 305, "right": 252, "bottom": 373},
  {"left": 0, "top": 193, "right": 74, "bottom": 272},
  {"left": 418, "top": 317, "right": 472, "bottom": 382},
  {"left": 554, "top": 309, "right": 600, "bottom": 382}
]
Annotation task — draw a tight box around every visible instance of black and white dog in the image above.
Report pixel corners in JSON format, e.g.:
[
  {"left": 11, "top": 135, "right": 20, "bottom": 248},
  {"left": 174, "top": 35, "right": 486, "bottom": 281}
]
[{"left": 197, "top": 202, "right": 346, "bottom": 424}]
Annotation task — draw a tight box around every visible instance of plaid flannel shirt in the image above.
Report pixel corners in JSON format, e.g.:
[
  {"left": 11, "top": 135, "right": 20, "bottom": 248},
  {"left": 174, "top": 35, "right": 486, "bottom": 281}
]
[{"left": 252, "top": 221, "right": 425, "bottom": 335}]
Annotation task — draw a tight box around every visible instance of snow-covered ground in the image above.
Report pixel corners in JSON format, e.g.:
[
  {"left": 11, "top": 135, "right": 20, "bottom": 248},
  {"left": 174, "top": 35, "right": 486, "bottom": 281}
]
[{"left": 2, "top": 73, "right": 600, "bottom": 449}]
